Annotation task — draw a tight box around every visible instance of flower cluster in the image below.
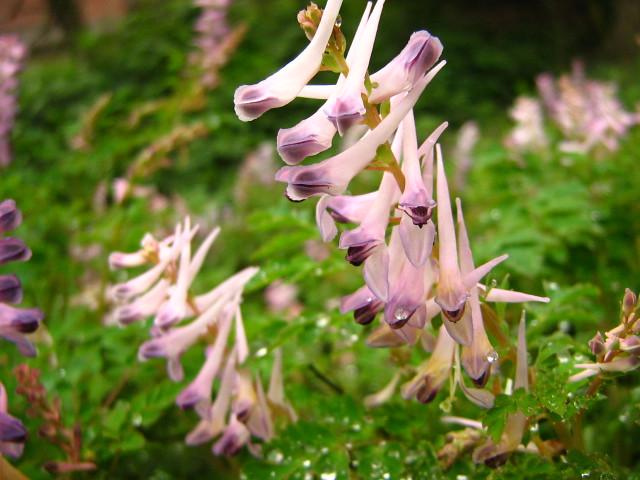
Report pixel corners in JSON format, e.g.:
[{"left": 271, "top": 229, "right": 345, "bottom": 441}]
[
  {"left": 108, "top": 219, "right": 294, "bottom": 455},
  {"left": 507, "top": 61, "right": 640, "bottom": 155},
  {"left": 0, "top": 199, "right": 43, "bottom": 458},
  {"left": 0, "top": 35, "right": 26, "bottom": 168},
  {"left": 234, "top": 0, "right": 548, "bottom": 404},
  {"left": 570, "top": 288, "right": 640, "bottom": 383},
  {"left": 439, "top": 316, "right": 559, "bottom": 468},
  {"left": 192, "top": 0, "right": 245, "bottom": 89}
]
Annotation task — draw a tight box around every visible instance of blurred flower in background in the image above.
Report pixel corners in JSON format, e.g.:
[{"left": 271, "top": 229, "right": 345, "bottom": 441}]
[
  {"left": 506, "top": 60, "right": 640, "bottom": 156},
  {"left": 108, "top": 218, "right": 295, "bottom": 456},
  {"left": 191, "top": 0, "right": 246, "bottom": 89},
  {"left": 504, "top": 97, "right": 548, "bottom": 156},
  {"left": 0, "top": 35, "right": 26, "bottom": 168}
]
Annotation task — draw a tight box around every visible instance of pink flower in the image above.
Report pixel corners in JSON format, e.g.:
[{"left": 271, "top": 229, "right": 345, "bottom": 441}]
[{"left": 234, "top": 0, "right": 344, "bottom": 121}]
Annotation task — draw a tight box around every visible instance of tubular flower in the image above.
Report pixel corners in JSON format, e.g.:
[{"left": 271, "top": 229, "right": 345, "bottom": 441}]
[
  {"left": 0, "top": 200, "right": 43, "bottom": 357},
  {"left": 0, "top": 383, "right": 25, "bottom": 459},
  {"left": 402, "top": 325, "right": 455, "bottom": 403},
  {"left": 109, "top": 220, "right": 294, "bottom": 456},
  {"left": 570, "top": 288, "right": 640, "bottom": 383},
  {"left": 435, "top": 144, "right": 508, "bottom": 332},
  {"left": 0, "top": 200, "right": 42, "bottom": 461},
  {"left": 233, "top": 1, "right": 550, "bottom": 422},
  {"left": 0, "top": 36, "right": 26, "bottom": 168},
  {"left": 234, "top": 0, "right": 344, "bottom": 121},
  {"left": 472, "top": 315, "right": 530, "bottom": 467}
]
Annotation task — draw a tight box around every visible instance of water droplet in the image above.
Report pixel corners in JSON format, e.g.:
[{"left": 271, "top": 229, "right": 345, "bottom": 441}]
[
  {"left": 302, "top": 459, "right": 311, "bottom": 468},
  {"left": 334, "top": 15, "right": 342, "bottom": 28},
  {"left": 365, "top": 296, "right": 373, "bottom": 303},
  {"left": 268, "top": 450, "right": 284, "bottom": 464},
  {"left": 394, "top": 308, "right": 410, "bottom": 321},
  {"left": 321, "top": 473, "right": 337, "bottom": 480},
  {"left": 317, "top": 316, "right": 329, "bottom": 328},
  {"left": 486, "top": 351, "right": 499, "bottom": 364},
  {"left": 255, "top": 347, "right": 268, "bottom": 358},
  {"left": 132, "top": 414, "right": 143, "bottom": 427}
]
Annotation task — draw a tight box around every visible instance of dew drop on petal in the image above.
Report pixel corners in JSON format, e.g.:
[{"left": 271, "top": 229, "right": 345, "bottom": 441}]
[
  {"left": 486, "top": 351, "right": 499, "bottom": 364},
  {"left": 394, "top": 308, "right": 410, "bottom": 321},
  {"left": 335, "top": 15, "right": 342, "bottom": 27}
]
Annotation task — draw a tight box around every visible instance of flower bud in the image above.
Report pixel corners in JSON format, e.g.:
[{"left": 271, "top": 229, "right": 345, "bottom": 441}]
[
  {"left": 588, "top": 332, "right": 605, "bottom": 356},
  {"left": 623, "top": 288, "right": 637, "bottom": 318}
]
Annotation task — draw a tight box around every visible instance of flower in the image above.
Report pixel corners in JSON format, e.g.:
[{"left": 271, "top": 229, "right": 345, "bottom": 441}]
[
  {"left": 0, "top": 383, "right": 25, "bottom": 459},
  {"left": 0, "top": 199, "right": 42, "bottom": 461},
  {"left": 435, "top": 144, "right": 507, "bottom": 334},
  {"left": 234, "top": 0, "right": 344, "bottom": 121},
  {"left": 275, "top": 64, "right": 445, "bottom": 201},
  {"left": 110, "top": 220, "right": 295, "bottom": 456},
  {"left": 191, "top": 0, "right": 245, "bottom": 89},
  {"left": 472, "top": 315, "right": 530, "bottom": 467},
  {"left": 369, "top": 30, "right": 443, "bottom": 104},
  {"left": 0, "top": 200, "right": 43, "bottom": 357},
  {"left": 570, "top": 288, "right": 640, "bottom": 382},
  {"left": 276, "top": 1, "right": 373, "bottom": 164},
  {"left": 323, "top": 0, "right": 384, "bottom": 135},
  {"left": 0, "top": 36, "right": 26, "bottom": 168}
]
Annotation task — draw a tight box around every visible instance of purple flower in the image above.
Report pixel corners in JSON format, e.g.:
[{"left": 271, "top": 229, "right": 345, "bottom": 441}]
[
  {"left": 369, "top": 30, "right": 443, "bottom": 104},
  {"left": 0, "top": 383, "right": 26, "bottom": 458},
  {"left": 0, "top": 36, "right": 26, "bottom": 168},
  {"left": 234, "top": 0, "right": 344, "bottom": 121},
  {"left": 275, "top": 64, "right": 446, "bottom": 201}
]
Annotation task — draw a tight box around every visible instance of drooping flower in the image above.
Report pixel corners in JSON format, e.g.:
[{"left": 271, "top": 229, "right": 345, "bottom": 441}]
[
  {"left": 435, "top": 144, "right": 507, "bottom": 339},
  {"left": 275, "top": 65, "right": 445, "bottom": 201},
  {"left": 109, "top": 220, "right": 295, "bottom": 456},
  {"left": 472, "top": 314, "right": 530, "bottom": 467},
  {"left": 0, "top": 383, "right": 25, "bottom": 459},
  {"left": 0, "top": 200, "right": 43, "bottom": 357},
  {"left": 277, "top": 1, "right": 373, "bottom": 164},
  {"left": 234, "top": 0, "right": 344, "bottom": 121},
  {"left": 0, "top": 199, "right": 42, "bottom": 462}
]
